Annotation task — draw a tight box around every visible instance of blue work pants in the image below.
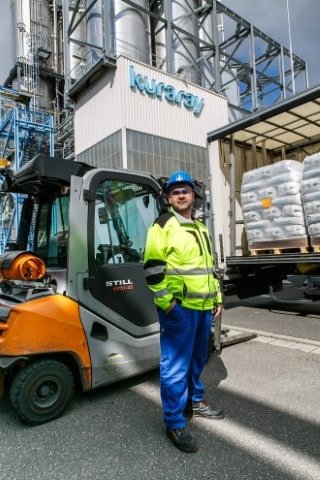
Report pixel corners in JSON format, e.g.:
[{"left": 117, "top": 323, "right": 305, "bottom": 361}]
[{"left": 158, "top": 303, "right": 212, "bottom": 429}]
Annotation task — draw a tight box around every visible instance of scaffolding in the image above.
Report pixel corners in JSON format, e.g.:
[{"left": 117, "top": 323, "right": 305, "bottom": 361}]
[
  {"left": 0, "top": 87, "right": 54, "bottom": 166},
  {"left": 0, "top": 88, "right": 54, "bottom": 253}
]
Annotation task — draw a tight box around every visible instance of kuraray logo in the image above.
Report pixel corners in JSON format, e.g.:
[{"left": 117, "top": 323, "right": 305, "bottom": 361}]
[{"left": 129, "top": 65, "right": 204, "bottom": 116}]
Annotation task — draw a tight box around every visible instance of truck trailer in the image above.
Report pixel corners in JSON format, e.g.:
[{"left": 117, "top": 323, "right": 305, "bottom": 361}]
[{"left": 207, "top": 84, "right": 320, "bottom": 301}]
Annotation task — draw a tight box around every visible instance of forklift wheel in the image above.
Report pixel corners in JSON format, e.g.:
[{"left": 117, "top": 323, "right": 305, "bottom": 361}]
[{"left": 10, "top": 359, "right": 75, "bottom": 425}]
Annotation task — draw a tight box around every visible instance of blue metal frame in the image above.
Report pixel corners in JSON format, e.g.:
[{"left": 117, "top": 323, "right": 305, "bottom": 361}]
[{"left": 0, "top": 86, "right": 55, "bottom": 253}]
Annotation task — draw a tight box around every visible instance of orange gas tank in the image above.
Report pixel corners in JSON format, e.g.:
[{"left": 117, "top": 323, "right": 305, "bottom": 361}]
[{"left": 0, "top": 251, "right": 46, "bottom": 281}]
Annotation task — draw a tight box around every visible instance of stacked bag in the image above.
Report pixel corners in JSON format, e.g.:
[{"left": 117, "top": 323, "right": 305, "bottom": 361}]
[
  {"left": 301, "top": 152, "right": 320, "bottom": 247},
  {"left": 241, "top": 160, "right": 308, "bottom": 250}
]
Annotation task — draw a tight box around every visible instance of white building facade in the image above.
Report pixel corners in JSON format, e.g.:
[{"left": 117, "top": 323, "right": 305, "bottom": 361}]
[{"left": 74, "top": 56, "right": 228, "bottom": 185}]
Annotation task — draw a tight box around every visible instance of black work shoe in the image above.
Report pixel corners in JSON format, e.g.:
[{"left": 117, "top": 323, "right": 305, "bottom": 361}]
[
  {"left": 166, "top": 427, "right": 198, "bottom": 453},
  {"left": 185, "top": 400, "right": 224, "bottom": 419}
]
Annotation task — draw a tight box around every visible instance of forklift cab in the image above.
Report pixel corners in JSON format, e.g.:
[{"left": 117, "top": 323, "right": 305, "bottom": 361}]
[{"left": 3, "top": 155, "right": 163, "bottom": 330}]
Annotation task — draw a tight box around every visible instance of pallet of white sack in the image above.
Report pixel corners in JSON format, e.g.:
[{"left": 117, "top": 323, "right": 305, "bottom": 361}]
[
  {"left": 250, "top": 246, "right": 310, "bottom": 255},
  {"left": 310, "top": 237, "right": 320, "bottom": 253},
  {"left": 249, "top": 238, "right": 310, "bottom": 255}
]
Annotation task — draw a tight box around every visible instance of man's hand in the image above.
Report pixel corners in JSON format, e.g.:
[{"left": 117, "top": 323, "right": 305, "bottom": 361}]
[
  {"left": 213, "top": 304, "right": 222, "bottom": 317},
  {"left": 165, "top": 300, "right": 177, "bottom": 314}
]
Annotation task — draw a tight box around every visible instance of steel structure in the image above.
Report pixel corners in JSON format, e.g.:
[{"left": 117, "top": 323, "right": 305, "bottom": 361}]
[
  {"left": 0, "top": 87, "right": 54, "bottom": 166},
  {"left": 0, "top": 86, "right": 54, "bottom": 252},
  {"left": 0, "top": 0, "right": 308, "bottom": 253},
  {"left": 64, "top": 0, "right": 307, "bottom": 119},
  {"left": 6, "top": 1, "right": 67, "bottom": 158},
  {"left": 0, "top": 0, "right": 63, "bottom": 253}
]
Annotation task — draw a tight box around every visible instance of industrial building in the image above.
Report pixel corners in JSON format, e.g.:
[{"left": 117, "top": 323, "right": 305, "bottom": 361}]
[{"left": 0, "top": 0, "right": 308, "bottom": 251}]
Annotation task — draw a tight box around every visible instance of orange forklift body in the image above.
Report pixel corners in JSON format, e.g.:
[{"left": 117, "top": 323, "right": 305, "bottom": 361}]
[{"left": 0, "top": 295, "right": 92, "bottom": 390}]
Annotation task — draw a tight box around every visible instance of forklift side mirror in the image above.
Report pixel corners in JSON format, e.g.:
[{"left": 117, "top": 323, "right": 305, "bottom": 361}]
[{"left": 98, "top": 206, "right": 108, "bottom": 224}]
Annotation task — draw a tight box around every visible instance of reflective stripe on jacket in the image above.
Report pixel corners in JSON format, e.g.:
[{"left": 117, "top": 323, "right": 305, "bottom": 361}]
[{"left": 143, "top": 210, "right": 222, "bottom": 311}]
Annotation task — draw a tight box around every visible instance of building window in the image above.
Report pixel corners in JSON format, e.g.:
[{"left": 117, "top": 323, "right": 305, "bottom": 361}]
[
  {"left": 77, "top": 129, "right": 208, "bottom": 183},
  {"left": 77, "top": 130, "right": 122, "bottom": 168},
  {"left": 126, "top": 129, "right": 208, "bottom": 182}
]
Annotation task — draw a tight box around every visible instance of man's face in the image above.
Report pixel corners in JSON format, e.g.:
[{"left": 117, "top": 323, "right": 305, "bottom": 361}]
[{"left": 167, "top": 183, "right": 195, "bottom": 215}]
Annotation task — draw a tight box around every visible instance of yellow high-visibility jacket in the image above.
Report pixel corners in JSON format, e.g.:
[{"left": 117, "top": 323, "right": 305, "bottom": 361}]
[{"left": 143, "top": 209, "right": 222, "bottom": 311}]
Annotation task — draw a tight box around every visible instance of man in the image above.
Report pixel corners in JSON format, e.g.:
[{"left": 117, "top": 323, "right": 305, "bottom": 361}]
[{"left": 143, "top": 171, "right": 224, "bottom": 453}]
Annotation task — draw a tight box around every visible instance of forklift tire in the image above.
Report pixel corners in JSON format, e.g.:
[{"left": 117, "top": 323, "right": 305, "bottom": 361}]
[{"left": 9, "top": 359, "right": 75, "bottom": 425}]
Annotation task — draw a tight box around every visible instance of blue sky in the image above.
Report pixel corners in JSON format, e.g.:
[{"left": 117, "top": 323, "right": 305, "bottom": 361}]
[{"left": 0, "top": 1, "right": 319, "bottom": 87}]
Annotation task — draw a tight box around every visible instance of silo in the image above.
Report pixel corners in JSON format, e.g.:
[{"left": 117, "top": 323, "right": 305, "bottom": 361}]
[
  {"left": 9, "top": 0, "right": 55, "bottom": 111},
  {"left": 30, "top": 0, "right": 53, "bottom": 66},
  {"left": 113, "top": 0, "right": 151, "bottom": 63},
  {"left": 10, "top": 0, "right": 53, "bottom": 69},
  {"left": 86, "top": 0, "right": 103, "bottom": 64},
  {"left": 86, "top": 0, "right": 151, "bottom": 65},
  {"left": 10, "top": 0, "right": 31, "bottom": 68},
  {"left": 151, "top": 0, "right": 201, "bottom": 84},
  {"left": 70, "top": 10, "right": 87, "bottom": 80}
]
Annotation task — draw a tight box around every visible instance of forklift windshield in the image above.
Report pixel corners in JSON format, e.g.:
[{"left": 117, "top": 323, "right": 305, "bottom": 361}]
[{"left": 94, "top": 179, "right": 159, "bottom": 265}]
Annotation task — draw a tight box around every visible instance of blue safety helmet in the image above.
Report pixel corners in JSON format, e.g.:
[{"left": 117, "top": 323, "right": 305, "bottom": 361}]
[{"left": 166, "top": 171, "right": 195, "bottom": 191}]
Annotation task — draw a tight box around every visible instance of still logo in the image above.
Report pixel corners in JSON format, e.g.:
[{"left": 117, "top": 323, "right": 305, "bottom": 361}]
[{"left": 105, "top": 279, "right": 134, "bottom": 292}]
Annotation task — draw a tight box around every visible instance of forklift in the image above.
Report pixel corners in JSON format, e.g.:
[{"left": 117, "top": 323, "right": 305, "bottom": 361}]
[{"left": 0, "top": 154, "right": 210, "bottom": 425}]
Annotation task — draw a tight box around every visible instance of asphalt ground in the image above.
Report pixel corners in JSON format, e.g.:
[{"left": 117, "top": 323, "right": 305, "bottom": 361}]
[
  {"left": 1, "top": 293, "right": 320, "bottom": 480},
  {"left": 224, "top": 283, "right": 320, "bottom": 342}
]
